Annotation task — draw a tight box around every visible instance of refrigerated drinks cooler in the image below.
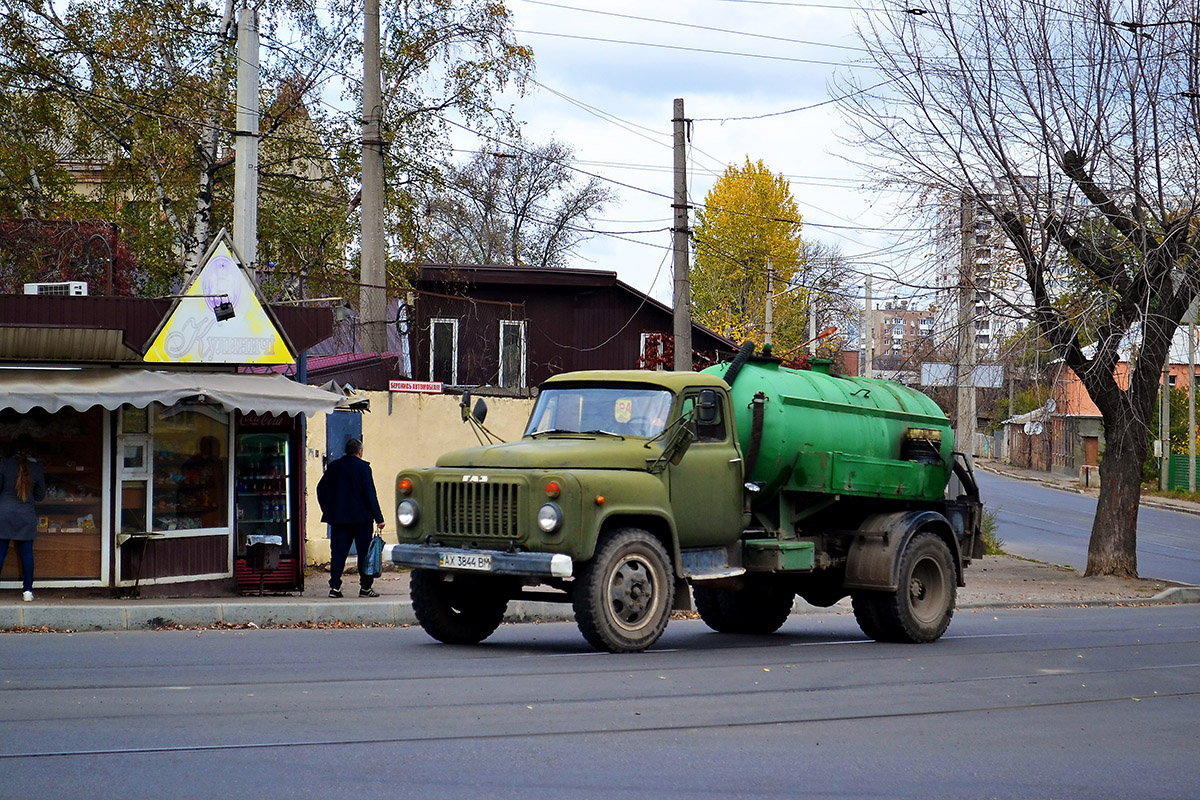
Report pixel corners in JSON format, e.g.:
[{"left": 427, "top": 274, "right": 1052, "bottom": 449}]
[{"left": 234, "top": 430, "right": 301, "bottom": 591}]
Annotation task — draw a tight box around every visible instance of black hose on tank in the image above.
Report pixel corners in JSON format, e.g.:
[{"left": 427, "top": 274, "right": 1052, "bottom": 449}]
[{"left": 722, "top": 340, "right": 756, "bottom": 387}]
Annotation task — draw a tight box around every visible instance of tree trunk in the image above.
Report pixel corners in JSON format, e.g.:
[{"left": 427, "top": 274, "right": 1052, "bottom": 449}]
[{"left": 1086, "top": 418, "right": 1144, "bottom": 578}]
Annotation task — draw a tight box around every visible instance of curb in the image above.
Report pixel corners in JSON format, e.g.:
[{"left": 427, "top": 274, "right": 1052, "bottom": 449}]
[
  {"left": 1152, "top": 586, "right": 1200, "bottom": 603},
  {"left": 4, "top": 588, "right": 1196, "bottom": 633}
]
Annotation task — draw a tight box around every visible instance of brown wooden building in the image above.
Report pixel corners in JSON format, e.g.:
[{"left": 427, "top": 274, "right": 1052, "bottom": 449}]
[{"left": 406, "top": 264, "right": 739, "bottom": 390}]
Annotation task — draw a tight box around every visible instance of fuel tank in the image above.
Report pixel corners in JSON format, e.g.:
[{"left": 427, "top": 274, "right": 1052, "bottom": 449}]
[{"left": 701, "top": 356, "right": 954, "bottom": 502}]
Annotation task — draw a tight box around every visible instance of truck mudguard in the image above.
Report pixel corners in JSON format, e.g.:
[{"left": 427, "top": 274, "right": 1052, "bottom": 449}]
[{"left": 843, "top": 509, "right": 963, "bottom": 591}]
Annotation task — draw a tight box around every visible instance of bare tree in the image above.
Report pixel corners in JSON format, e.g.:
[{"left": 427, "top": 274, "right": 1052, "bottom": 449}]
[
  {"left": 422, "top": 139, "right": 616, "bottom": 268},
  {"left": 838, "top": 0, "right": 1200, "bottom": 577}
]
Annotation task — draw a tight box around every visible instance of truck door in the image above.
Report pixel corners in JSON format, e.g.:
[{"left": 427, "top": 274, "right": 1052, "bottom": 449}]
[{"left": 668, "top": 388, "right": 745, "bottom": 546}]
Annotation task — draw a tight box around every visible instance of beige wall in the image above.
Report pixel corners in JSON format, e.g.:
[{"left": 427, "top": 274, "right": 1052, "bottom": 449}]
[{"left": 303, "top": 391, "right": 535, "bottom": 565}]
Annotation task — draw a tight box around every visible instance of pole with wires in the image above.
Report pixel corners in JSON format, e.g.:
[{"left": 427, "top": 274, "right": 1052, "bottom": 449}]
[{"left": 672, "top": 98, "right": 693, "bottom": 372}]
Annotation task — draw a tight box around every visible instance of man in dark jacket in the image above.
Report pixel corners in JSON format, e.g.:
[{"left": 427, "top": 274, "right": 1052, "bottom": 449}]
[{"left": 316, "top": 438, "right": 385, "bottom": 598}]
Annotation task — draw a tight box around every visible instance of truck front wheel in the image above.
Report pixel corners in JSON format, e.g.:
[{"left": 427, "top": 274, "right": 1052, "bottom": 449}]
[
  {"left": 410, "top": 569, "right": 512, "bottom": 645},
  {"left": 854, "top": 531, "right": 955, "bottom": 643},
  {"left": 573, "top": 528, "right": 674, "bottom": 653}
]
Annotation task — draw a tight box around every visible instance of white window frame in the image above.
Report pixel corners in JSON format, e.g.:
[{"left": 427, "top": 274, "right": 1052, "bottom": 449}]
[
  {"left": 498, "top": 319, "right": 527, "bottom": 389},
  {"left": 430, "top": 317, "right": 459, "bottom": 385},
  {"left": 640, "top": 332, "right": 667, "bottom": 371}
]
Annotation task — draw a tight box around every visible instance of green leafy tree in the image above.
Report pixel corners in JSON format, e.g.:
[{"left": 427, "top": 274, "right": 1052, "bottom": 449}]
[
  {"left": 692, "top": 158, "right": 844, "bottom": 356},
  {"left": 0, "top": 0, "right": 533, "bottom": 295}
]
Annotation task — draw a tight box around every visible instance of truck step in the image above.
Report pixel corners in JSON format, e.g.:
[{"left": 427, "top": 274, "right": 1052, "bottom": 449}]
[{"left": 679, "top": 546, "right": 746, "bottom": 580}]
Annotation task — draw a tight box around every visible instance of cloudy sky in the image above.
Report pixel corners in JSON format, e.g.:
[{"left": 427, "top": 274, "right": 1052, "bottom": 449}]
[{"left": 455, "top": 0, "right": 931, "bottom": 307}]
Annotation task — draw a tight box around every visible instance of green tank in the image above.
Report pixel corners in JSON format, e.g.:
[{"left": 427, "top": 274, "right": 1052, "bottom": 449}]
[{"left": 701, "top": 357, "right": 953, "bottom": 502}]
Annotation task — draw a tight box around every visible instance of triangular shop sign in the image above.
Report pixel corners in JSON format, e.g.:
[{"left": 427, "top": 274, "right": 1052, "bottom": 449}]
[{"left": 144, "top": 230, "right": 294, "bottom": 365}]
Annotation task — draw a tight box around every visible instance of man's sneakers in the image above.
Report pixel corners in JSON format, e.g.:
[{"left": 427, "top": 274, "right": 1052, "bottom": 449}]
[
  {"left": 329, "top": 587, "right": 379, "bottom": 598},
  {"left": 22, "top": 591, "right": 33, "bottom": 602}
]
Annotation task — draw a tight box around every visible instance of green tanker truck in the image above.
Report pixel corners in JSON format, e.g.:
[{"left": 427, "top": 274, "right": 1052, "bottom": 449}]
[{"left": 387, "top": 345, "right": 983, "bottom": 653}]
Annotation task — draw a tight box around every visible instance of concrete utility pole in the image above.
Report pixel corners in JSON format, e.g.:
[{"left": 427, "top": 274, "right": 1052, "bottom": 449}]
[
  {"left": 1189, "top": 300, "right": 1197, "bottom": 492},
  {"left": 955, "top": 193, "right": 977, "bottom": 457},
  {"left": 359, "top": 0, "right": 388, "bottom": 354},
  {"left": 864, "top": 275, "right": 874, "bottom": 379},
  {"left": 1162, "top": 357, "right": 1171, "bottom": 490},
  {"left": 672, "top": 98, "right": 693, "bottom": 372},
  {"left": 807, "top": 284, "right": 817, "bottom": 358},
  {"left": 233, "top": 5, "right": 259, "bottom": 274},
  {"left": 1190, "top": 319, "right": 1196, "bottom": 492},
  {"left": 763, "top": 258, "right": 774, "bottom": 349}
]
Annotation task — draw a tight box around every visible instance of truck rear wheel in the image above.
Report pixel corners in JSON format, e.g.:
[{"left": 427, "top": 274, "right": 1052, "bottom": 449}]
[
  {"left": 694, "top": 582, "right": 794, "bottom": 635},
  {"left": 856, "top": 531, "right": 955, "bottom": 643},
  {"left": 410, "top": 569, "right": 511, "bottom": 645},
  {"left": 850, "top": 591, "right": 887, "bottom": 640},
  {"left": 693, "top": 586, "right": 735, "bottom": 632},
  {"left": 573, "top": 528, "right": 674, "bottom": 653}
]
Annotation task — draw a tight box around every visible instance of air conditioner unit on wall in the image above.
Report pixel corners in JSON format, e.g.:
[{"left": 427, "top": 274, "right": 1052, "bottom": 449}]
[{"left": 23, "top": 281, "right": 89, "bottom": 296}]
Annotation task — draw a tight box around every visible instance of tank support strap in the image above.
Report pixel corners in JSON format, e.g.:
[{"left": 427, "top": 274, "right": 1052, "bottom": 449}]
[{"left": 744, "top": 391, "right": 766, "bottom": 476}]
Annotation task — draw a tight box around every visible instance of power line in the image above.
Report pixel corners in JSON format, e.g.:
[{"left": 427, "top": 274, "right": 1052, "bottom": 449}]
[
  {"left": 513, "top": 0, "right": 869, "bottom": 53},
  {"left": 512, "top": 29, "right": 869, "bottom": 68}
]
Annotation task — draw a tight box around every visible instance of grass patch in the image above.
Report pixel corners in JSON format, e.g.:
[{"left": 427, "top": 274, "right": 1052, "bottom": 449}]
[
  {"left": 980, "top": 507, "right": 1004, "bottom": 555},
  {"left": 1141, "top": 486, "right": 1200, "bottom": 503}
]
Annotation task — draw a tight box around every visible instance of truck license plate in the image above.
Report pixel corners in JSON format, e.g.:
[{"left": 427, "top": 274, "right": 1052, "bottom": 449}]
[{"left": 439, "top": 552, "right": 492, "bottom": 571}]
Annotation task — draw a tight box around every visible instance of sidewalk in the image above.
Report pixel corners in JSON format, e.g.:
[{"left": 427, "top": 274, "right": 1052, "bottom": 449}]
[
  {"left": 4, "top": 459, "right": 1197, "bottom": 633},
  {"left": 4, "top": 554, "right": 1197, "bottom": 633}
]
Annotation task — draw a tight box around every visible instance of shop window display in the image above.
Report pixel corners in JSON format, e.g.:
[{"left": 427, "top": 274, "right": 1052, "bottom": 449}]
[
  {"left": 149, "top": 406, "right": 229, "bottom": 531},
  {"left": 0, "top": 408, "right": 104, "bottom": 581}
]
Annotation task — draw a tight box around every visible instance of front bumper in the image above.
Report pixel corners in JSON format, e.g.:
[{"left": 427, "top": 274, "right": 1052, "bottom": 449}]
[{"left": 384, "top": 543, "right": 574, "bottom": 578}]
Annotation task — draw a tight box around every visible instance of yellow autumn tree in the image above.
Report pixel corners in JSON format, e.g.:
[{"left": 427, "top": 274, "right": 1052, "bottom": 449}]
[{"left": 691, "top": 157, "right": 808, "bottom": 354}]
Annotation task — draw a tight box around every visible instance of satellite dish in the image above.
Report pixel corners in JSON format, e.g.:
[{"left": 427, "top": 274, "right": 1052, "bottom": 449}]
[
  {"left": 1044, "top": 398, "right": 1056, "bottom": 413},
  {"left": 1030, "top": 422, "right": 1044, "bottom": 436}
]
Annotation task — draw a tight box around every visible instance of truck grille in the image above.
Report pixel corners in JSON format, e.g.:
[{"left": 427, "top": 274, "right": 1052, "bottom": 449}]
[{"left": 435, "top": 480, "right": 521, "bottom": 538}]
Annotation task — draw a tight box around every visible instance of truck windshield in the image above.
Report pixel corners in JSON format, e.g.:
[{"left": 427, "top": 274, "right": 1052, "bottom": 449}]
[{"left": 525, "top": 386, "right": 675, "bottom": 438}]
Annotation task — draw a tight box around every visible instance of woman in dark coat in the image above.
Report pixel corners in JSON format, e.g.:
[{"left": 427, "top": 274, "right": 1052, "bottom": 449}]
[{"left": 0, "top": 437, "right": 47, "bottom": 602}]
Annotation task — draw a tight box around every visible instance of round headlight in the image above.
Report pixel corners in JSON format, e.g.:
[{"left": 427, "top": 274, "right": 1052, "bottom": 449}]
[
  {"left": 536, "top": 502, "right": 562, "bottom": 533},
  {"left": 397, "top": 499, "right": 419, "bottom": 527}
]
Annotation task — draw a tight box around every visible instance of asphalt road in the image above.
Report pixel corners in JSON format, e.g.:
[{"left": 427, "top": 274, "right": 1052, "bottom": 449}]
[
  {"left": 2, "top": 607, "right": 1198, "bottom": 799},
  {"left": 977, "top": 470, "right": 1200, "bottom": 585}
]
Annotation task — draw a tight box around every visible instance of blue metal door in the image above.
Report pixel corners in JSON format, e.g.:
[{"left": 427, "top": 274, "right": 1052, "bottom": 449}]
[
  {"left": 324, "top": 412, "right": 362, "bottom": 469},
  {"left": 323, "top": 412, "right": 363, "bottom": 545}
]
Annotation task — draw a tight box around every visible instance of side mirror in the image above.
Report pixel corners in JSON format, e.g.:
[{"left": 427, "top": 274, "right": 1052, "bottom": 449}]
[
  {"left": 459, "top": 390, "right": 472, "bottom": 423},
  {"left": 459, "top": 390, "right": 489, "bottom": 425},
  {"left": 697, "top": 388, "right": 719, "bottom": 425}
]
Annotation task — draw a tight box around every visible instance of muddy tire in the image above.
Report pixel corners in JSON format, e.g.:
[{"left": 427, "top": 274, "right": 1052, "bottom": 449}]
[
  {"left": 860, "top": 531, "right": 956, "bottom": 643},
  {"left": 694, "top": 581, "right": 794, "bottom": 635},
  {"left": 410, "top": 569, "right": 511, "bottom": 645},
  {"left": 851, "top": 591, "right": 887, "bottom": 640},
  {"left": 573, "top": 528, "right": 674, "bottom": 653},
  {"left": 693, "top": 586, "right": 736, "bottom": 632}
]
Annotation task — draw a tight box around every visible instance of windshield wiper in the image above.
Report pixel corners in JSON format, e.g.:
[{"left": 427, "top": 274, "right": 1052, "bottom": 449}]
[
  {"left": 528, "top": 428, "right": 626, "bottom": 439},
  {"left": 582, "top": 429, "right": 626, "bottom": 438}
]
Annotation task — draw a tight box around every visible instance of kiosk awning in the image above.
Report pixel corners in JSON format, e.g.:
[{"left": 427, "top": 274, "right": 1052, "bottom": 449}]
[{"left": 0, "top": 368, "right": 346, "bottom": 417}]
